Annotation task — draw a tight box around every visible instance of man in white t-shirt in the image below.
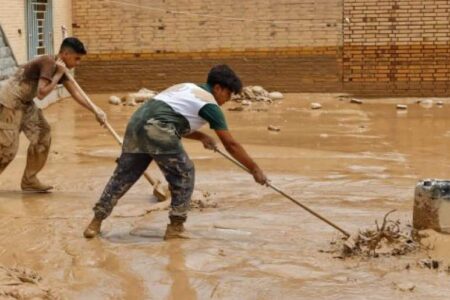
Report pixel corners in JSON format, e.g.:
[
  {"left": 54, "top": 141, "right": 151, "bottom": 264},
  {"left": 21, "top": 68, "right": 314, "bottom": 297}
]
[{"left": 84, "top": 65, "right": 267, "bottom": 240}]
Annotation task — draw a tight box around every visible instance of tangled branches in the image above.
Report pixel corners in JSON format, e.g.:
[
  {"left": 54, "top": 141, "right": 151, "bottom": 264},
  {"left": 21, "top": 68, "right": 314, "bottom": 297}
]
[{"left": 341, "top": 210, "right": 420, "bottom": 258}]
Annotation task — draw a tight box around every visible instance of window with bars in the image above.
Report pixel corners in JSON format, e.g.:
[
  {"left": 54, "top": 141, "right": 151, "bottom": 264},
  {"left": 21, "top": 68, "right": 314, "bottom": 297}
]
[{"left": 27, "top": 0, "right": 53, "bottom": 59}]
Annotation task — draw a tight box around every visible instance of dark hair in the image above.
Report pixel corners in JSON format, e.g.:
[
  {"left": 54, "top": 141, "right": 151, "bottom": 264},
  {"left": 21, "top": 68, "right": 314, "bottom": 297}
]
[
  {"left": 207, "top": 64, "right": 242, "bottom": 94},
  {"left": 59, "top": 37, "right": 87, "bottom": 55}
]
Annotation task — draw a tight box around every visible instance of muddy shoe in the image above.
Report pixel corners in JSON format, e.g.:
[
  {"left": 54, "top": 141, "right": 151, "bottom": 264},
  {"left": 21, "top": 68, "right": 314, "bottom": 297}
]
[
  {"left": 83, "top": 217, "right": 103, "bottom": 239},
  {"left": 164, "top": 222, "right": 192, "bottom": 240},
  {"left": 21, "top": 179, "right": 53, "bottom": 193}
]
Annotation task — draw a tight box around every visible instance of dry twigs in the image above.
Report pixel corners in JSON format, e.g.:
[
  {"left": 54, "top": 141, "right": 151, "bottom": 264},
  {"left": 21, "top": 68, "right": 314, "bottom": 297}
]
[{"left": 329, "top": 210, "right": 420, "bottom": 258}]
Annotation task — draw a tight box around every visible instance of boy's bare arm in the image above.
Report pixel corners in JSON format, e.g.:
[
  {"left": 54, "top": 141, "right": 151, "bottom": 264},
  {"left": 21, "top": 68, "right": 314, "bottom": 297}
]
[
  {"left": 36, "top": 63, "right": 65, "bottom": 100},
  {"left": 183, "top": 131, "right": 216, "bottom": 149},
  {"left": 215, "top": 130, "right": 267, "bottom": 184},
  {"left": 184, "top": 130, "right": 266, "bottom": 184}
]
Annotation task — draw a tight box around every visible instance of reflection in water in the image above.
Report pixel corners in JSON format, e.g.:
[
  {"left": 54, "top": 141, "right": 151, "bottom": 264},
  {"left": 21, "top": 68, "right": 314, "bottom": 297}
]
[{"left": 166, "top": 241, "right": 197, "bottom": 300}]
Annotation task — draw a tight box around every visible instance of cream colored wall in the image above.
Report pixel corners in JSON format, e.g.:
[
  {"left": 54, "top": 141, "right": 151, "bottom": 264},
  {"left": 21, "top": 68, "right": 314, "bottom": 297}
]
[
  {"left": 72, "top": 0, "right": 342, "bottom": 54},
  {"left": 0, "top": 0, "right": 27, "bottom": 64},
  {"left": 52, "top": 0, "right": 73, "bottom": 52},
  {"left": 0, "top": 0, "right": 72, "bottom": 64}
]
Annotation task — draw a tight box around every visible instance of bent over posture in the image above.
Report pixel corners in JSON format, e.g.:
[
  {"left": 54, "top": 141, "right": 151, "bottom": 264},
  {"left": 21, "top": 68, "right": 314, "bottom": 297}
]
[
  {"left": 0, "top": 37, "right": 106, "bottom": 192},
  {"left": 84, "top": 65, "right": 267, "bottom": 239}
]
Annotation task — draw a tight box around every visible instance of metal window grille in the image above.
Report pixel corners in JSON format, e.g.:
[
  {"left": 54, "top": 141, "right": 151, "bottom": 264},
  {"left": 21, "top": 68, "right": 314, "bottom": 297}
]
[{"left": 27, "top": 0, "right": 53, "bottom": 59}]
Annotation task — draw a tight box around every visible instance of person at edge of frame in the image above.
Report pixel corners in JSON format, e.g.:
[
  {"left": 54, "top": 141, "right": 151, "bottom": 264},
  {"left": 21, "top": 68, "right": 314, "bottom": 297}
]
[{"left": 0, "top": 37, "right": 106, "bottom": 192}]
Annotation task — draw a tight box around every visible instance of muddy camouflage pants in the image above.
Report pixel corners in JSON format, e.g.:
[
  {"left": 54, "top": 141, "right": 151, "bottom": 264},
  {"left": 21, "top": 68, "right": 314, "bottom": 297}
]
[
  {"left": 0, "top": 104, "right": 51, "bottom": 182},
  {"left": 93, "top": 152, "right": 195, "bottom": 222}
]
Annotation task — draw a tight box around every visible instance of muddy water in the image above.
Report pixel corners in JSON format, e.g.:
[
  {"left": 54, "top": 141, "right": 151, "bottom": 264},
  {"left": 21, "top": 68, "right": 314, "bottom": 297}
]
[{"left": 1, "top": 93, "right": 450, "bottom": 299}]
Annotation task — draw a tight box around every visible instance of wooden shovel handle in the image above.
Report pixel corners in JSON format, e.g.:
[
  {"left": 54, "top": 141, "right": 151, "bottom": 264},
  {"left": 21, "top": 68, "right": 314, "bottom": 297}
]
[{"left": 64, "top": 70, "right": 160, "bottom": 187}]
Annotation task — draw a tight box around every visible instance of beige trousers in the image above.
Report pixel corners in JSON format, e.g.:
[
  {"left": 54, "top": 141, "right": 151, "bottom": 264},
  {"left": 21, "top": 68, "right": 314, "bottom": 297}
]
[{"left": 0, "top": 104, "right": 51, "bottom": 184}]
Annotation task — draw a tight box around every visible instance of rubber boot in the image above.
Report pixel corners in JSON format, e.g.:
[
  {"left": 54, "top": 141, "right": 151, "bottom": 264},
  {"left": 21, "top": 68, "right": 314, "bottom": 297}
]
[
  {"left": 83, "top": 217, "right": 103, "bottom": 239},
  {"left": 21, "top": 177, "right": 53, "bottom": 192},
  {"left": 21, "top": 141, "right": 52, "bottom": 192},
  {"left": 164, "top": 216, "right": 191, "bottom": 240}
]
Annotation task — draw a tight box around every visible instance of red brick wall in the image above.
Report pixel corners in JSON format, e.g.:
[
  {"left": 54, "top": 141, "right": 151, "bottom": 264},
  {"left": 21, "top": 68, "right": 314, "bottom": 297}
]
[
  {"left": 72, "top": 0, "right": 450, "bottom": 96},
  {"left": 76, "top": 48, "right": 342, "bottom": 93},
  {"left": 343, "top": 0, "right": 450, "bottom": 96},
  {"left": 72, "top": 0, "right": 343, "bottom": 93}
]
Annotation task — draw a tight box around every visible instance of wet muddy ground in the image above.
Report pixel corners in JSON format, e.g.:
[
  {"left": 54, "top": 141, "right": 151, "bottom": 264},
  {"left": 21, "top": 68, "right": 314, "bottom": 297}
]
[{"left": 1, "top": 93, "right": 450, "bottom": 299}]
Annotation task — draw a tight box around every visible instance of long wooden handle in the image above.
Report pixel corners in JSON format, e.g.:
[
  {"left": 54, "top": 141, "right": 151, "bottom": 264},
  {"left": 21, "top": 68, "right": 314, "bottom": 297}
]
[
  {"left": 65, "top": 71, "right": 121, "bottom": 141},
  {"left": 65, "top": 70, "right": 158, "bottom": 186},
  {"left": 215, "top": 148, "right": 350, "bottom": 237}
]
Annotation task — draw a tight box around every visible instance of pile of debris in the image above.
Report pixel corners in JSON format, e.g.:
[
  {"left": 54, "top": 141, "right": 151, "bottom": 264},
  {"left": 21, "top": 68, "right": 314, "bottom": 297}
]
[
  {"left": 113, "top": 189, "right": 218, "bottom": 218},
  {"left": 190, "top": 190, "right": 218, "bottom": 210},
  {"left": 109, "top": 85, "right": 283, "bottom": 109},
  {"left": 0, "top": 265, "right": 60, "bottom": 299},
  {"left": 109, "top": 88, "right": 158, "bottom": 106},
  {"left": 231, "top": 86, "right": 283, "bottom": 105},
  {"left": 326, "top": 210, "right": 421, "bottom": 259}
]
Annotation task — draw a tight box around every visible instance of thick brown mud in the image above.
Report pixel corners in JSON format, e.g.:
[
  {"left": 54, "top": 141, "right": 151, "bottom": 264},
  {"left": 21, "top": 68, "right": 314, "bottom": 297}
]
[{"left": 1, "top": 93, "right": 450, "bottom": 299}]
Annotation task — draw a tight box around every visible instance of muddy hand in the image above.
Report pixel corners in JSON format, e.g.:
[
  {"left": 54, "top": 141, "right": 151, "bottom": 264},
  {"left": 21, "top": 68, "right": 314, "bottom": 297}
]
[
  {"left": 201, "top": 135, "right": 217, "bottom": 150},
  {"left": 95, "top": 108, "right": 107, "bottom": 125},
  {"left": 251, "top": 167, "right": 268, "bottom": 185},
  {"left": 56, "top": 58, "right": 67, "bottom": 74}
]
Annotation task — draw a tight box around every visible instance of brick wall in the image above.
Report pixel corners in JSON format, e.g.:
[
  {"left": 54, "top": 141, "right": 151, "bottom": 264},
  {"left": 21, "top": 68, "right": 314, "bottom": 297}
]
[
  {"left": 76, "top": 48, "right": 341, "bottom": 92},
  {"left": 62, "top": 0, "right": 450, "bottom": 96},
  {"left": 72, "top": 0, "right": 343, "bottom": 92},
  {"left": 343, "top": 0, "right": 450, "bottom": 96},
  {"left": 73, "top": 0, "right": 342, "bottom": 53}
]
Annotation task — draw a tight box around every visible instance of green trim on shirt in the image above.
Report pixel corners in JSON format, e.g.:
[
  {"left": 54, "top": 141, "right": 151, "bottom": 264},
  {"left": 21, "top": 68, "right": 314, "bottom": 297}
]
[
  {"left": 198, "top": 103, "right": 228, "bottom": 130},
  {"left": 198, "top": 83, "right": 213, "bottom": 93}
]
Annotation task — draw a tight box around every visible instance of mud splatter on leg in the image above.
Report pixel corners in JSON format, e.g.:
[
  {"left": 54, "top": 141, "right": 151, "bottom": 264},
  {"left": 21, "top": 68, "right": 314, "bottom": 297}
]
[
  {"left": 154, "top": 150, "right": 195, "bottom": 222},
  {"left": 93, "top": 153, "right": 152, "bottom": 219},
  {"left": 20, "top": 105, "right": 51, "bottom": 188}
]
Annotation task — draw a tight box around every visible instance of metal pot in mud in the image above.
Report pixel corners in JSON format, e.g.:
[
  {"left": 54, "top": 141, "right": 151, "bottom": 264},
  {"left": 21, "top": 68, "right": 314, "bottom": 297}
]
[{"left": 413, "top": 179, "right": 450, "bottom": 233}]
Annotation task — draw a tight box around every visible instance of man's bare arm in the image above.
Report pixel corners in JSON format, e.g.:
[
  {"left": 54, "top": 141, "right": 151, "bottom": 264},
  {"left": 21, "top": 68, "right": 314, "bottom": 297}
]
[
  {"left": 36, "top": 67, "right": 65, "bottom": 100},
  {"left": 215, "top": 130, "right": 267, "bottom": 184},
  {"left": 183, "top": 131, "right": 216, "bottom": 149}
]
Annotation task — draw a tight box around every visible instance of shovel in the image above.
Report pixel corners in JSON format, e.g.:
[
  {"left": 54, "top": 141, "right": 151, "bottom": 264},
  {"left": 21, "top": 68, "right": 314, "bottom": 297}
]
[{"left": 64, "top": 70, "right": 169, "bottom": 202}]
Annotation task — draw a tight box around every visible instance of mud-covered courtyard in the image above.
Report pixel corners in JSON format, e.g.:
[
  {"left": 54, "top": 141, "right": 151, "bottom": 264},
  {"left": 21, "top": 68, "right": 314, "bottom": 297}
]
[{"left": 1, "top": 93, "right": 450, "bottom": 299}]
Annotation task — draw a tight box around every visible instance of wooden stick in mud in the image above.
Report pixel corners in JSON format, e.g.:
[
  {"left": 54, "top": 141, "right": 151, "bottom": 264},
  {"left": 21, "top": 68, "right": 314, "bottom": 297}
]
[
  {"left": 214, "top": 148, "right": 351, "bottom": 238},
  {"left": 64, "top": 70, "right": 169, "bottom": 202}
]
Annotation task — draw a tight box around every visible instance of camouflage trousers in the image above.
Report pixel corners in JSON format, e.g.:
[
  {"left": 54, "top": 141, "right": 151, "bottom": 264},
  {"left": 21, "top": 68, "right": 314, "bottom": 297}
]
[
  {"left": 0, "top": 104, "right": 51, "bottom": 182},
  {"left": 93, "top": 151, "right": 195, "bottom": 222}
]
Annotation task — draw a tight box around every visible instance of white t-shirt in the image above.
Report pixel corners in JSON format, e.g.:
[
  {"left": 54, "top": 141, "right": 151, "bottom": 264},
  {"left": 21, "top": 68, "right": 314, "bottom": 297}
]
[{"left": 154, "top": 83, "right": 218, "bottom": 132}]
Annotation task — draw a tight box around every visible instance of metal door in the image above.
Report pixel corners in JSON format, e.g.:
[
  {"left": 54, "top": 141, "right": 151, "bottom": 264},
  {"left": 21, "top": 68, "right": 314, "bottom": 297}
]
[{"left": 27, "top": 0, "right": 53, "bottom": 59}]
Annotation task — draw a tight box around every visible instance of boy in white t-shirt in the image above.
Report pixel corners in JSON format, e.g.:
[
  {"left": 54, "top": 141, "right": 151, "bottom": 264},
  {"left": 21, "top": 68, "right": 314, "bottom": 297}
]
[{"left": 84, "top": 65, "right": 267, "bottom": 240}]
